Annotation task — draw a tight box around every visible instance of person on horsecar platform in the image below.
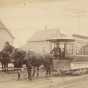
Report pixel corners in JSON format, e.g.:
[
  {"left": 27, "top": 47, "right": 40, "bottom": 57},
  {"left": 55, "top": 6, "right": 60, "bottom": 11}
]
[
  {"left": 61, "top": 48, "right": 65, "bottom": 58},
  {"left": 2, "top": 41, "right": 14, "bottom": 55},
  {"left": 50, "top": 45, "right": 61, "bottom": 59}
]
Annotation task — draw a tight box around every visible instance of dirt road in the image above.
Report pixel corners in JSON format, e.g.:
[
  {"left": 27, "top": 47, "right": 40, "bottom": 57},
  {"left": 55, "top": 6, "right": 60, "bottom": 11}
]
[{"left": 0, "top": 72, "right": 88, "bottom": 88}]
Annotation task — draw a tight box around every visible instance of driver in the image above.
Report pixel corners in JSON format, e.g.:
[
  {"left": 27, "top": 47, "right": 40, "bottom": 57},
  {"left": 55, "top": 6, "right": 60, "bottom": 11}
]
[{"left": 50, "top": 45, "right": 61, "bottom": 59}]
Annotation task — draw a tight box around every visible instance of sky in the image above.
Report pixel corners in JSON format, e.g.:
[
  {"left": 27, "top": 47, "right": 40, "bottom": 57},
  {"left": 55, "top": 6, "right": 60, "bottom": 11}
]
[{"left": 0, "top": 0, "right": 88, "bottom": 47}]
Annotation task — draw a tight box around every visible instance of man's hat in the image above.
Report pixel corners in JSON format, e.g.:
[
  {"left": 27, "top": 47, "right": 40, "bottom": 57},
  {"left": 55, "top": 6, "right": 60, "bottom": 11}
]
[{"left": 5, "top": 41, "right": 10, "bottom": 45}]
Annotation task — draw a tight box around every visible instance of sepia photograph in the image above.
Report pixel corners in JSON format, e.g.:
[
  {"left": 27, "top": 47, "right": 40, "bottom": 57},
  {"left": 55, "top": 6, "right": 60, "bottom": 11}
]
[{"left": 0, "top": 0, "right": 88, "bottom": 88}]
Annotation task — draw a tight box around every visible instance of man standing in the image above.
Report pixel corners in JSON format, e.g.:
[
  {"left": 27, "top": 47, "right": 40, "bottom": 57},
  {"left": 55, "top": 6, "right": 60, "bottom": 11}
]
[
  {"left": 50, "top": 45, "right": 61, "bottom": 59},
  {"left": 2, "top": 41, "right": 14, "bottom": 55},
  {"left": 0, "top": 42, "right": 14, "bottom": 72}
]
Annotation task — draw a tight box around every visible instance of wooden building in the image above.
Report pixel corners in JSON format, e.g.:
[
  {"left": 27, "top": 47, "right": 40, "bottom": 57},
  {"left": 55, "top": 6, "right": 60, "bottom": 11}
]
[{"left": 23, "top": 28, "right": 74, "bottom": 54}]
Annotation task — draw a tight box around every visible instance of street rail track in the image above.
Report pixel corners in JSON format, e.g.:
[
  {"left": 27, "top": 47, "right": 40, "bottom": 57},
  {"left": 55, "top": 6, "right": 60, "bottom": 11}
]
[{"left": 48, "top": 74, "right": 88, "bottom": 88}]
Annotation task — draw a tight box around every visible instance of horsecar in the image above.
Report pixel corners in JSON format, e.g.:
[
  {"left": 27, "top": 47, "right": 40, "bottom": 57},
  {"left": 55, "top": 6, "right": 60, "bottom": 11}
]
[{"left": 47, "top": 38, "right": 88, "bottom": 76}]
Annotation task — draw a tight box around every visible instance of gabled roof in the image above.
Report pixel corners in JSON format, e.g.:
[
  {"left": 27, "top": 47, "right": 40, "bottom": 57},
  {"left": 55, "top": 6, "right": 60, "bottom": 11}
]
[
  {"left": 0, "top": 20, "right": 14, "bottom": 39},
  {"left": 28, "top": 28, "right": 74, "bottom": 42},
  {"left": 72, "top": 34, "right": 88, "bottom": 40}
]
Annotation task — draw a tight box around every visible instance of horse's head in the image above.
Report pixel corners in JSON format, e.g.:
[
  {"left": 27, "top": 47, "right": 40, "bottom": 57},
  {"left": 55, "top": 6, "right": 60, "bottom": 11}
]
[
  {"left": 10, "top": 48, "right": 19, "bottom": 63},
  {"left": 10, "top": 48, "right": 26, "bottom": 67},
  {"left": 10, "top": 48, "right": 17, "bottom": 58}
]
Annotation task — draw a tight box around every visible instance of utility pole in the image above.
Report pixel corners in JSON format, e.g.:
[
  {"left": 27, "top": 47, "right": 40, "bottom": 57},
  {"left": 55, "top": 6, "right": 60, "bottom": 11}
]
[
  {"left": 64, "top": 8, "right": 88, "bottom": 55},
  {"left": 65, "top": 9, "right": 88, "bottom": 31},
  {"left": 23, "top": 0, "right": 32, "bottom": 7}
]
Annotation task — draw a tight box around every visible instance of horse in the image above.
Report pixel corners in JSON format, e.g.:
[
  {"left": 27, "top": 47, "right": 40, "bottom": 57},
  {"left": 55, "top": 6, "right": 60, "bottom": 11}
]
[
  {"left": 0, "top": 51, "right": 12, "bottom": 72},
  {"left": 25, "top": 50, "right": 53, "bottom": 77},
  {"left": 10, "top": 48, "right": 53, "bottom": 80},
  {"left": 10, "top": 48, "right": 32, "bottom": 80},
  {"left": 0, "top": 44, "right": 14, "bottom": 72}
]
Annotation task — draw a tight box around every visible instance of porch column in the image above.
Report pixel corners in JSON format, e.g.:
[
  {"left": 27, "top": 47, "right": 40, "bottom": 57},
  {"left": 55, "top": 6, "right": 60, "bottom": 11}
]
[{"left": 64, "top": 42, "right": 67, "bottom": 57}]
